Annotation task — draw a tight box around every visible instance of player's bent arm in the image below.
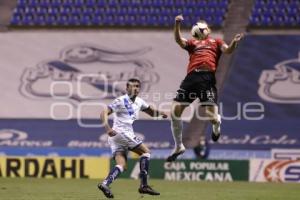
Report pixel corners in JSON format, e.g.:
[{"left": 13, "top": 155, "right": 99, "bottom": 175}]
[
  {"left": 142, "top": 106, "right": 167, "bottom": 118},
  {"left": 174, "top": 19, "right": 187, "bottom": 48},
  {"left": 100, "top": 106, "right": 113, "bottom": 132},
  {"left": 221, "top": 42, "right": 236, "bottom": 54},
  {"left": 221, "top": 33, "right": 243, "bottom": 54}
]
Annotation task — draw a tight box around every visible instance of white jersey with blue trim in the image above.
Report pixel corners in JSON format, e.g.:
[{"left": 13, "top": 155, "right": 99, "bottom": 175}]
[{"left": 108, "top": 94, "right": 149, "bottom": 134}]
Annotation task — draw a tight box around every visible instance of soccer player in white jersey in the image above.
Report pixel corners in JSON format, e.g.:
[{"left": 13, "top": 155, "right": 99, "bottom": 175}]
[{"left": 98, "top": 78, "right": 167, "bottom": 199}]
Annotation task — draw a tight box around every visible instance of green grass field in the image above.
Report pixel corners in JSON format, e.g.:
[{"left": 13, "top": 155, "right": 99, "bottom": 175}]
[{"left": 0, "top": 178, "right": 299, "bottom": 200}]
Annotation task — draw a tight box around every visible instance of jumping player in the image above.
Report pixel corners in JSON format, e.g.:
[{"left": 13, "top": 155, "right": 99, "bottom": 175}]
[
  {"left": 98, "top": 78, "right": 167, "bottom": 198},
  {"left": 167, "top": 15, "right": 243, "bottom": 162}
]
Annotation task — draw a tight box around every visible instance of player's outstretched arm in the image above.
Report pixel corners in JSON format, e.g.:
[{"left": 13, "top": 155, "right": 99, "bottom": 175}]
[
  {"left": 100, "top": 107, "right": 117, "bottom": 136},
  {"left": 174, "top": 14, "right": 188, "bottom": 48},
  {"left": 142, "top": 106, "right": 168, "bottom": 118},
  {"left": 221, "top": 33, "right": 244, "bottom": 54}
]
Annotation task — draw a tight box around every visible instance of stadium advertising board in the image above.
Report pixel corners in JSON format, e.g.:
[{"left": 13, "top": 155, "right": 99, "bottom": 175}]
[
  {"left": 0, "top": 119, "right": 173, "bottom": 151},
  {"left": 114, "top": 159, "right": 249, "bottom": 181},
  {"left": 271, "top": 149, "right": 300, "bottom": 160},
  {"left": 0, "top": 157, "right": 109, "bottom": 179},
  {"left": 0, "top": 119, "right": 299, "bottom": 157},
  {"left": 220, "top": 35, "right": 300, "bottom": 150},
  {"left": 250, "top": 159, "right": 300, "bottom": 183}
]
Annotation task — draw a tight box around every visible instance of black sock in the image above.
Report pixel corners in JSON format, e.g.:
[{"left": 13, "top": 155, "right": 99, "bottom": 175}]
[
  {"left": 139, "top": 156, "right": 149, "bottom": 187},
  {"left": 103, "top": 166, "right": 121, "bottom": 186}
]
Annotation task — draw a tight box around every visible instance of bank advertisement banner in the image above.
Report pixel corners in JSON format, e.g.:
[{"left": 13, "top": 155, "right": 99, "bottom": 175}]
[
  {"left": 0, "top": 156, "right": 109, "bottom": 179},
  {"left": 113, "top": 159, "right": 249, "bottom": 182},
  {"left": 0, "top": 118, "right": 299, "bottom": 155},
  {"left": 250, "top": 159, "right": 300, "bottom": 183},
  {"left": 0, "top": 119, "right": 172, "bottom": 150}
]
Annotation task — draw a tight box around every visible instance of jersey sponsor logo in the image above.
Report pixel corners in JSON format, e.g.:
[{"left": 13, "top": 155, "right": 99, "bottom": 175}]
[
  {"left": 258, "top": 52, "right": 300, "bottom": 103},
  {"left": 20, "top": 44, "right": 159, "bottom": 103},
  {"left": 264, "top": 160, "right": 300, "bottom": 182}
]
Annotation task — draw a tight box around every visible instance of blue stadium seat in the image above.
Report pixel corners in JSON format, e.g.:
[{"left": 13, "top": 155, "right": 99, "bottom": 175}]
[
  {"left": 39, "top": 0, "right": 51, "bottom": 8},
  {"left": 107, "top": 0, "right": 119, "bottom": 7},
  {"left": 119, "top": 0, "right": 130, "bottom": 7},
  {"left": 48, "top": 7, "right": 59, "bottom": 15},
  {"left": 92, "top": 15, "right": 104, "bottom": 25},
  {"left": 162, "top": 0, "right": 173, "bottom": 7},
  {"left": 86, "top": 0, "right": 97, "bottom": 7},
  {"left": 74, "top": 0, "right": 85, "bottom": 7},
  {"left": 136, "top": 15, "right": 147, "bottom": 26},
  {"left": 214, "top": 16, "right": 224, "bottom": 26},
  {"left": 80, "top": 15, "right": 92, "bottom": 26},
  {"left": 62, "top": 0, "right": 73, "bottom": 7},
  {"left": 11, "top": 14, "right": 22, "bottom": 25},
  {"left": 97, "top": 0, "right": 106, "bottom": 7},
  {"left": 15, "top": 6, "right": 25, "bottom": 14},
  {"left": 22, "top": 14, "right": 34, "bottom": 25},
  {"left": 33, "top": 15, "right": 46, "bottom": 26},
  {"left": 57, "top": 15, "right": 69, "bottom": 26},
  {"left": 174, "top": 0, "right": 185, "bottom": 7},
  {"left": 46, "top": 14, "right": 57, "bottom": 25},
  {"left": 49, "top": 0, "right": 61, "bottom": 7},
  {"left": 68, "top": 15, "right": 80, "bottom": 26}
]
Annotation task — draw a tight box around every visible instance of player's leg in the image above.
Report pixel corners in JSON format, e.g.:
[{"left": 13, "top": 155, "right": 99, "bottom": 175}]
[
  {"left": 197, "top": 72, "right": 221, "bottom": 142},
  {"left": 167, "top": 101, "right": 188, "bottom": 162},
  {"left": 131, "top": 144, "right": 160, "bottom": 195},
  {"left": 98, "top": 134, "right": 127, "bottom": 198},
  {"left": 101, "top": 152, "right": 126, "bottom": 186},
  {"left": 171, "top": 101, "right": 188, "bottom": 149},
  {"left": 98, "top": 152, "right": 126, "bottom": 198},
  {"left": 205, "top": 105, "right": 221, "bottom": 141},
  {"left": 193, "top": 136, "right": 210, "bottom": 159},
  {"left": 168, "top": 72, "right": 195, "bottom": 161}
]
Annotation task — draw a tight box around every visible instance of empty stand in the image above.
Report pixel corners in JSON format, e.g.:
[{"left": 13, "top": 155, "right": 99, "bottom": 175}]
[
  {"left": 250, "top": 0, "right": 300, "bottom": 27},
  {"left": 10, "top": 0, "right": 229, "bottom": 27}
]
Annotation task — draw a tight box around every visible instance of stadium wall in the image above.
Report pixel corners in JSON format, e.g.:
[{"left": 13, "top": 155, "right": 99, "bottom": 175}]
[{"left": 0, "top": 30, "right": 222, "bottom": 119}]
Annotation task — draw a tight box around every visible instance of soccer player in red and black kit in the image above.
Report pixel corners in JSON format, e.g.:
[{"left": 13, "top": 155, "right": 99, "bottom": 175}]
[{"left": 167, "top": 15, "right": 243, "bottom": 162}]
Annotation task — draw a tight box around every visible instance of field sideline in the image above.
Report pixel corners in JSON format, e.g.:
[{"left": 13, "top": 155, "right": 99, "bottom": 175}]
[{"left": 0, "top": 178, "right": 299, "bottom": 200}]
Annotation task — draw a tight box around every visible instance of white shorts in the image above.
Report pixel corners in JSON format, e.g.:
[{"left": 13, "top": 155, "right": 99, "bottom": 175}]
[{"left": 108, "top": 132, "right": 142, "bottom": 156}]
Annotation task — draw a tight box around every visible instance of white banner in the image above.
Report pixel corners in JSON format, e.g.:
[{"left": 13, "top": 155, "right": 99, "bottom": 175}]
[
  {"left": 271, "top": 149, "right": 300, "bottom": 160},
  {"left": 0, "top": 30, "right": 223, "bottom": 119}
]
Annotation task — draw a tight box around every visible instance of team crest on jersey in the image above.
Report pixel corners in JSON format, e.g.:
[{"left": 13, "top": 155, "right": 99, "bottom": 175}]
[
  {"left": 258, "top": 52, "right": 300, "bottom": 103},
  {"left": 20, "top": 44, "right": 159, "bottom": 103}
]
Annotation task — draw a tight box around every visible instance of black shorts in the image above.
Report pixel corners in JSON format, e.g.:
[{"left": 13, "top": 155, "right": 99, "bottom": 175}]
[{"left": 174, "top": 70, "right": 218, "bottom": 105}]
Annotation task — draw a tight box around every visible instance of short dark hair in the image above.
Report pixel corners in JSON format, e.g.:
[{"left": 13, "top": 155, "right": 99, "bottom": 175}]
[{"left": 126, "top": 78, "right": 141, "bottom": 87}]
